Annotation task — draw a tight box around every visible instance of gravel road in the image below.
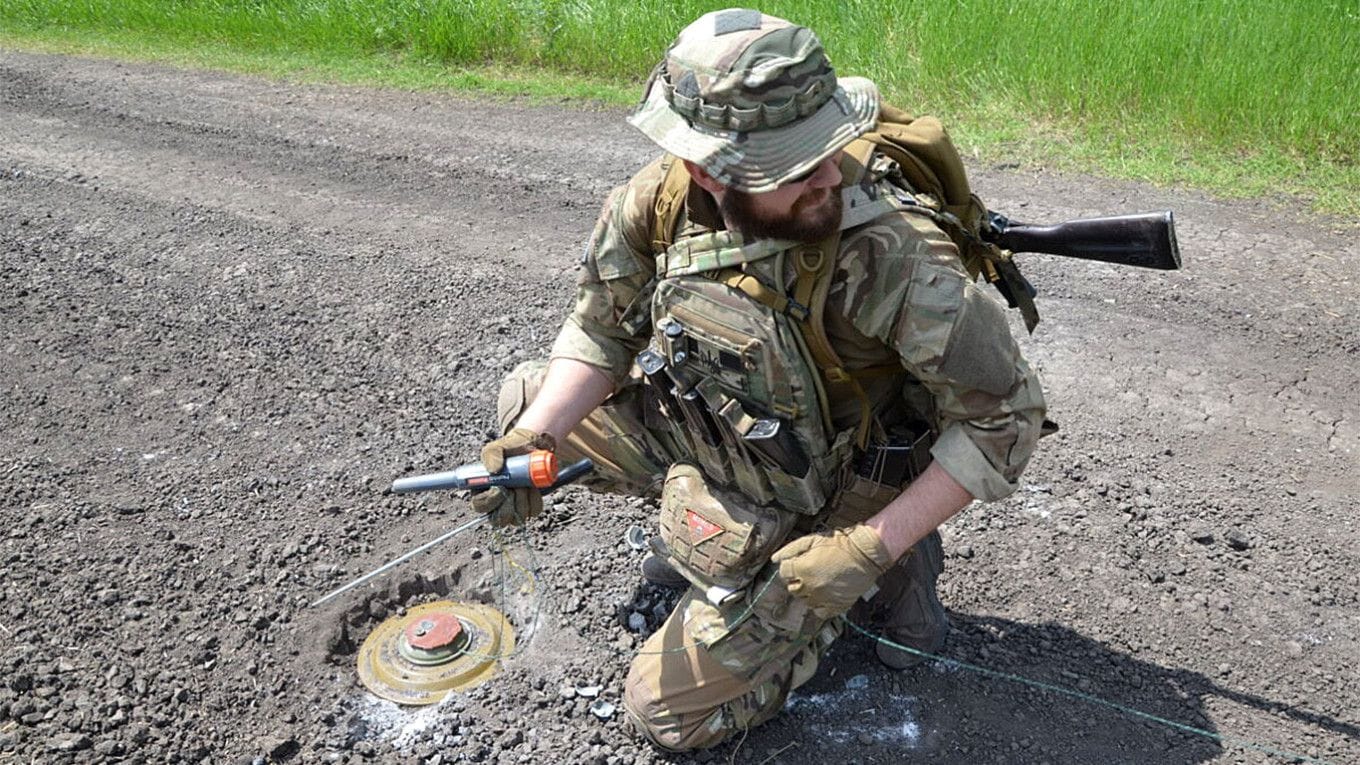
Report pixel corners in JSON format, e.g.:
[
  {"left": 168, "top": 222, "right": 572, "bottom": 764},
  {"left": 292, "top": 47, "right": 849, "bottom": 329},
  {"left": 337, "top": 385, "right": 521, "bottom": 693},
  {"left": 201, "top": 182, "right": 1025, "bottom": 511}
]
[{"left": 1, "top": 50, "right": 1357, "bottom": 765}]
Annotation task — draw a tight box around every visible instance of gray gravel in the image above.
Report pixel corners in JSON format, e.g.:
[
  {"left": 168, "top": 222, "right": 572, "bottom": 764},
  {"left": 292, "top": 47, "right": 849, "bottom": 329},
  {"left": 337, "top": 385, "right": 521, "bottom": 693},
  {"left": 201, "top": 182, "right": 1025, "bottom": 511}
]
[{"left": 1, "top": 49, "right": 1357, "bottom": 764}]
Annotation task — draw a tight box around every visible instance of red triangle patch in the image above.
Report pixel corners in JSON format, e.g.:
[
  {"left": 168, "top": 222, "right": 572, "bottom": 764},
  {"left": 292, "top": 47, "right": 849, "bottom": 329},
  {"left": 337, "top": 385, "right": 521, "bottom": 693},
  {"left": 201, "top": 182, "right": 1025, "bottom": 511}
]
[{"left": 685, "top": 509, "right": 723, "bottom": 545}]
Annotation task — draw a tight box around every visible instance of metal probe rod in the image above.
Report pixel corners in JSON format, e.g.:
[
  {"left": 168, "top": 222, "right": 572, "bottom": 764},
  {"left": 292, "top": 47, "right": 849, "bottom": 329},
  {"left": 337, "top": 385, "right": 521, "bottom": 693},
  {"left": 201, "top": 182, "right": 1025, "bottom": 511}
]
[{"left": 309, "top": 515, "right": 488, "bottom": 608}]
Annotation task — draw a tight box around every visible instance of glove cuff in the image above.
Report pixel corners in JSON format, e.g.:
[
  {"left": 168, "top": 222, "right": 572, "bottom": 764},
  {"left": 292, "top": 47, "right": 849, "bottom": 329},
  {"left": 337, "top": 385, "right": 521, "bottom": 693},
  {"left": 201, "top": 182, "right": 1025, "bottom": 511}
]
[
  {"left": 532, "top": 431, "right": 557, "bottom": 452},
  {"left": 506, "top": 426, "right": 556, "bottom": 453},
  {"left": 846, "top": 524, "right": 895, "bottom": 574}
]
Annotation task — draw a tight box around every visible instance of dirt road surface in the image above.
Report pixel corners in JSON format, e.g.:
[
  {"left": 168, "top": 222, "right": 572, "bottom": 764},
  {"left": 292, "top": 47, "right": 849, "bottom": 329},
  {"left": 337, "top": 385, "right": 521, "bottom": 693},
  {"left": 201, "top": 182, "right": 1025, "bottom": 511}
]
[{"left": 1, "top": 51, "right": 1357, "bottom": 765}]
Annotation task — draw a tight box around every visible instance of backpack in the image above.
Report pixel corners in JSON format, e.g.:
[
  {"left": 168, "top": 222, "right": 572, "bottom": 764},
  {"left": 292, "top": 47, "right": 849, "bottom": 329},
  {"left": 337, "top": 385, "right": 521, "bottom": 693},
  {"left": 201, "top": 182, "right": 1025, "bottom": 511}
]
[{"left": 840, "top": 104, "right": 1037, "bottom": 331}]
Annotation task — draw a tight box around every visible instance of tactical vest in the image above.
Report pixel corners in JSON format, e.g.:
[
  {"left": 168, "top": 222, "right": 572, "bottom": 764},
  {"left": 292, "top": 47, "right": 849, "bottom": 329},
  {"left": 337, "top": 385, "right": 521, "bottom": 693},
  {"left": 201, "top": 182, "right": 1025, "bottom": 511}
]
[
  {"left": 651, "top": 106, "right": 1038, "bottom": 331},
  {"left": 638, "top": 174, "right": 922, "bottom": 515},
  {"left": 637, "top": 107, "right": 1035, "bottom": 515}
]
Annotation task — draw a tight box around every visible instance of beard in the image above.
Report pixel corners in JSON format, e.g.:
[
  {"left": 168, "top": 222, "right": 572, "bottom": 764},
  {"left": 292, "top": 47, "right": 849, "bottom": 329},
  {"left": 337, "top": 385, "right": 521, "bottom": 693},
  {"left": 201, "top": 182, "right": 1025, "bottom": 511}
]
[{"left": 719, "top": 185, "right": 843, "bottom": 243}]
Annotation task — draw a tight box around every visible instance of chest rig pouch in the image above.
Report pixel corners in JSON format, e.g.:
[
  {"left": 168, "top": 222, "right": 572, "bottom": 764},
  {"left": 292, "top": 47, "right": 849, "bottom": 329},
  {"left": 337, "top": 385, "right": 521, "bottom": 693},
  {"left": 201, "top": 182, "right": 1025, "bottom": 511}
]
[
  {"left": 636, "top": 171, "right": 918, "bottom": 516},
  {"left": 637, "top": 230, "right": 858, "bottom": 517}
]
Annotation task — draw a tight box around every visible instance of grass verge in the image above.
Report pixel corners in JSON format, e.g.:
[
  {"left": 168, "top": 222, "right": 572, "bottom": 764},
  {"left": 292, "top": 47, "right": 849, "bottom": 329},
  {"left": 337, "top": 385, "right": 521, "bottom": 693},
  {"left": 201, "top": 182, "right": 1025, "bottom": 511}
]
[{"left": 1, "top": 3, "right": 1356, "bottom": 220}]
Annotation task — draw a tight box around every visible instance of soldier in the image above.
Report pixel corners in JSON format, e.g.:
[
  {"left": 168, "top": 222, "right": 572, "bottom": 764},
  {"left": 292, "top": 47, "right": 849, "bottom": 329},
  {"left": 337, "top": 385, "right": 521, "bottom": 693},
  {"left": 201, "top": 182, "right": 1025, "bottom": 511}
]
[{"left": 472, "top": 8, "right": 1047, "bottom": 752}]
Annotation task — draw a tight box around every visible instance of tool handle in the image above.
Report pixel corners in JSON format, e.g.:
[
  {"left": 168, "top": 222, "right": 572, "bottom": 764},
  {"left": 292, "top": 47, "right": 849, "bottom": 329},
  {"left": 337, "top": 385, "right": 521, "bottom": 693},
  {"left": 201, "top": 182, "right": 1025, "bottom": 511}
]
[
  {"left": 545, "top": 458, "right": 594, "bottom": 492},
  {"left": 314, "top": 459, "right": 596, "bottom": 608}
]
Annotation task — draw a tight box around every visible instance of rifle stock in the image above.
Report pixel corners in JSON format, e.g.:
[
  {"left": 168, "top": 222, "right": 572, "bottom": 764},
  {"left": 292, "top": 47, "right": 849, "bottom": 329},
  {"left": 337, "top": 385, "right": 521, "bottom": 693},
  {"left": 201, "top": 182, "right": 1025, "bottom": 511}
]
[{"left": 986, "top": 211, "right": 1182, "bottom": 271}]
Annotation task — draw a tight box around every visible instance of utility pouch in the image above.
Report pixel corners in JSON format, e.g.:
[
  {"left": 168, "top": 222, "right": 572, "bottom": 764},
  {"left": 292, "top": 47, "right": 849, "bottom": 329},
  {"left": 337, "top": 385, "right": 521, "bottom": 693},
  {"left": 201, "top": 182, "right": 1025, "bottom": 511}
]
[
  {"left": 697, "top": 383, "right": 839, "bottom": 515},
  {"left": 743, "top": 417, "right": 810, "bottom": 477},
  {"left": 636, "top": 350, "right": 691, "bottom": 450},
  {"left": 828, "top": 425, "right": 935, "bottom": 527},
  {"left": 648, "top": 265, "right": 844, "bottom": 515},
  {"left": 658, "top": 463, "right": 797, "bottom": 594},
  {"left": 695, "top": 378, "right": 777, "bottom": 506},
  {"left": 827, "top": 470, "right": 902, "bottom": 528},
  {"left": 640, "top": 382, "right": 672, "bottom": 432},
  {"left": 637, "top": 348, "right": 733, "bottom": 486},
  {"left": 855, "top": 426, "right": 934, "bottom": 487}
]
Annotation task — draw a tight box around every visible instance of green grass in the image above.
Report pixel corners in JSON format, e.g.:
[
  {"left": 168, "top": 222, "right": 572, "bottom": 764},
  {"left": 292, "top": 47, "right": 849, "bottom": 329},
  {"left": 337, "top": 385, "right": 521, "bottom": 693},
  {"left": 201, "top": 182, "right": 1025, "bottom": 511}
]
[{"left": 2, "top": 0, "right": 1357, "bottom": 218}]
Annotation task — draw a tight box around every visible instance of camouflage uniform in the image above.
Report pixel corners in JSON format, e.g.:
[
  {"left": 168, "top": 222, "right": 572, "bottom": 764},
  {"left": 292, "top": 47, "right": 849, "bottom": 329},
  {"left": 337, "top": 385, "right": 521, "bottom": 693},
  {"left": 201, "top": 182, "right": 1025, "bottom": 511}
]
[
  {"left": 494, "top": 8, "right": 1046, "bottom": 752},
  {"left": 496, "top": 159, "right": 1046, "bottom": 750}
]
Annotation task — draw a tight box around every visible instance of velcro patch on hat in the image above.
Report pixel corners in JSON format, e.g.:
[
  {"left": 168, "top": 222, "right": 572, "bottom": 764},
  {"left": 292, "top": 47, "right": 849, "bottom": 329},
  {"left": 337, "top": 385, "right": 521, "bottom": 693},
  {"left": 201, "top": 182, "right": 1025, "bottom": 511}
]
[
  {"left": 675, "top": 71, "right": 701, "bottom": 98},
  {"left": 713, "top": 8, "right": 763, "bottom": 35},
  {"left": 685, "top": 509, "right": 723, "bottom": 545}
]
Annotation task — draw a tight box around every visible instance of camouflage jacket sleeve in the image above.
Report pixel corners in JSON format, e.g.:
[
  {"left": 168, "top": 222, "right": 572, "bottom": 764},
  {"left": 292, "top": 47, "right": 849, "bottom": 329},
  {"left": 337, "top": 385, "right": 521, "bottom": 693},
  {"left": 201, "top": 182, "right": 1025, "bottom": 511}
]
[
  {"left": 835, "top": 210, "right": 1047, "bottom": 502},
  {"left": 547, "top": 159, "right": 667, "bottom": 386}
]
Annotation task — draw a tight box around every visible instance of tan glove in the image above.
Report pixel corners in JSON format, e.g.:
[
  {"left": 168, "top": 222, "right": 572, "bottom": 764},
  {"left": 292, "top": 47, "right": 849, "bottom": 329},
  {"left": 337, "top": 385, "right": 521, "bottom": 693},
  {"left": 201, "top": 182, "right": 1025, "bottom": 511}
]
[
  {"left": 469, "top": 485, "right": 541, "bottom": 528},
  {"left": 479, "top": 427, "right": 556, "bottom": 473},
  {"left": 469, "top": 427, "right": 556, "bottom": 528},
  {"left": 770, "top": 524, "right": 896, "bottom": 620}
]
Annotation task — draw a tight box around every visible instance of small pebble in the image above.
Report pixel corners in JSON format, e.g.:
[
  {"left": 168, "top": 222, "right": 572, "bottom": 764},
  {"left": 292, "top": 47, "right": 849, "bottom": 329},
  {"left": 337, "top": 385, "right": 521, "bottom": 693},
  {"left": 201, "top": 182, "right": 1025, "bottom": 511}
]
[{"left": 56, "top": 735, "right": 92, "bottom": 752}]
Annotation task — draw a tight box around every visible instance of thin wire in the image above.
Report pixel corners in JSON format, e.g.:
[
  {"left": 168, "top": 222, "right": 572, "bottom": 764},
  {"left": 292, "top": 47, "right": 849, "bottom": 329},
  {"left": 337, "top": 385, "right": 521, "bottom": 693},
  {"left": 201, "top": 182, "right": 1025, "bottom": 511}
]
[
  {"left": 494, "top": 535, "right": 1338, "bottom": 763},
  {"left": 309, "top": 515, "right": 488, "bottom": 608},
  {"left": 494, "top": 524, "right": 541, "bottom": 657},
  {"left": 447, "top": 524, "right": 542, "bottom": 662}
]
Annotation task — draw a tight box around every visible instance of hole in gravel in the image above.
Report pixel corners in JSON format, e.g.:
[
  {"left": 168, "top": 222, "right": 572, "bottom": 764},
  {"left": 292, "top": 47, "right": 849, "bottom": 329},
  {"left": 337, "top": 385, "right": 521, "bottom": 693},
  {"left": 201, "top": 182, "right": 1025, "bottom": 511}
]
[{"left": 326, "top": 568, "right": 468, "bottom": 662}]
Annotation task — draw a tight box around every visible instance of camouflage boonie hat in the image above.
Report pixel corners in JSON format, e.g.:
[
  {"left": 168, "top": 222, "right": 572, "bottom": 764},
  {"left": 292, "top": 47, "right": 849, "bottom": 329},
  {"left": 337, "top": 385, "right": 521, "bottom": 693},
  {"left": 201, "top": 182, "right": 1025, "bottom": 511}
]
[{"left": 629, "top": 8, "right": 880, "bottom": 193}]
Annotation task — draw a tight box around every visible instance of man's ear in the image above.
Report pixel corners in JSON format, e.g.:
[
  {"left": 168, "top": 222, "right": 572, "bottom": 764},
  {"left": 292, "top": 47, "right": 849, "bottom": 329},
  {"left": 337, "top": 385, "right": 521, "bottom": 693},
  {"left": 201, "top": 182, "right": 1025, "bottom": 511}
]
[{"left": 682, "top": 160, "right": 728, "bottom": 196}]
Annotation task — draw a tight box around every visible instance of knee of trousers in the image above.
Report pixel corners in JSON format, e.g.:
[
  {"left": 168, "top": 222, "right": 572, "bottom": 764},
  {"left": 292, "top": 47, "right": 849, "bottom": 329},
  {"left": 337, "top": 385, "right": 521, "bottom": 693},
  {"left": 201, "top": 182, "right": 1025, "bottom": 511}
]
[
  {"left": 495, "top": 360, "right": 671, "bottom": 496},
  {"left": 622, "top": 659, "right": 742, "bottom": 753},
  {"left": 622, "top": 676, "right": 686, "bottom": 752},
  {"left": 620, "top": 613, "right": 804, "bottom": 753}
]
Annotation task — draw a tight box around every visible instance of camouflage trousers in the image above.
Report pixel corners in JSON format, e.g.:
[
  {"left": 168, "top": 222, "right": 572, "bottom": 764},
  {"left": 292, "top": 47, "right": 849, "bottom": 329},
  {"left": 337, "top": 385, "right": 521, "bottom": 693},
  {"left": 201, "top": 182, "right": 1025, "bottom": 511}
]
[{"left": 497, "top": 360, "right": 874, "bottom": 751}]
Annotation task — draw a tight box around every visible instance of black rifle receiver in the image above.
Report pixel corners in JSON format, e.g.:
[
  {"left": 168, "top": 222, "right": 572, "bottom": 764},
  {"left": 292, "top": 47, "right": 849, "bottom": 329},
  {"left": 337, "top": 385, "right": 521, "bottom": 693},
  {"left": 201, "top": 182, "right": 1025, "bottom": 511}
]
[{"left": 985, "top": 211, "right": 1182, "bottom": 271}]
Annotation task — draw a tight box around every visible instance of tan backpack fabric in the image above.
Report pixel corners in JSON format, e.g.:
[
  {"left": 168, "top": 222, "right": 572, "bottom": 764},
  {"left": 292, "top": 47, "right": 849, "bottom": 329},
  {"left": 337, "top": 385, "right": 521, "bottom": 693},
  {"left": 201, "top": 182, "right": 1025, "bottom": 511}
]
[{"left": 842, "top": 105, "right": 1038, "bottom": 331}]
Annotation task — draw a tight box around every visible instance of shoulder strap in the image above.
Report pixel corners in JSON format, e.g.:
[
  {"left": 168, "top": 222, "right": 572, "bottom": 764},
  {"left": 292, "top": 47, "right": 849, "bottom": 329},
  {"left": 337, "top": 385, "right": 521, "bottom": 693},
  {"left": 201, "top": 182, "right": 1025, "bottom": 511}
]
[
  {"left": 650, "top": 155, "right": 691, "bottom": 253},
  {"left": 718, "top": 251, "right": 888, "bottom": 452},
  {"left": 851, "top": 113, "right": 1042, "bottom": 332},
  {"left": 793, "top": 235, "right": 881, "bottom": 450},
  {"left": 718, "top": 270, "right": 807, "bottom": 320},
  {"left": 840, "top": 135, "right": 876, "bottom": 189}
]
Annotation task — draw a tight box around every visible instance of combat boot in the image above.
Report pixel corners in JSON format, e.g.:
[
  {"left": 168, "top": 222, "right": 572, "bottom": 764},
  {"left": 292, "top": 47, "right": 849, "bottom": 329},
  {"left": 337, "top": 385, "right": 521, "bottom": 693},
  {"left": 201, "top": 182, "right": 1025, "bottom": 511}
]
[
  {"left": 640, "top": 544, "right": 688, "bottom": 589},
  {"left": 852, "top": 530, "right": 948, "bottom": 669}
]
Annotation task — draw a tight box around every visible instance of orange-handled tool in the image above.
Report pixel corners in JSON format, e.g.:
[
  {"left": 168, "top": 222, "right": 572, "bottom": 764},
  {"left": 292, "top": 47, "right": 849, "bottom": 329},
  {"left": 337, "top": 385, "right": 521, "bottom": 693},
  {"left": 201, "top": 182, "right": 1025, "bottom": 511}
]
[{"left": 390, "top": 450, "right": 591, "bottom": 495}]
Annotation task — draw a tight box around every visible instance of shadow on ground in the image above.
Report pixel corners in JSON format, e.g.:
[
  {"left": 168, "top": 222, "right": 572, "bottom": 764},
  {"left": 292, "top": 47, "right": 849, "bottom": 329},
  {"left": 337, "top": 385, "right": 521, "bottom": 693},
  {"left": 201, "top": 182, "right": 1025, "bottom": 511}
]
[{"left": 670, "top": 610, "right": 1351, "bottom": 765}]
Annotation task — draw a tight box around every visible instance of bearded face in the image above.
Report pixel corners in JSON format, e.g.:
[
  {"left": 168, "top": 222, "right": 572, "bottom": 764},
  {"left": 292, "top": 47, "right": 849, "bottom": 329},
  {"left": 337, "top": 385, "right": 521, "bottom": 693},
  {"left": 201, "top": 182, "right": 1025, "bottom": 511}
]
[{"left": 719, "top": 183, "right": 844, "bottom": 243}]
